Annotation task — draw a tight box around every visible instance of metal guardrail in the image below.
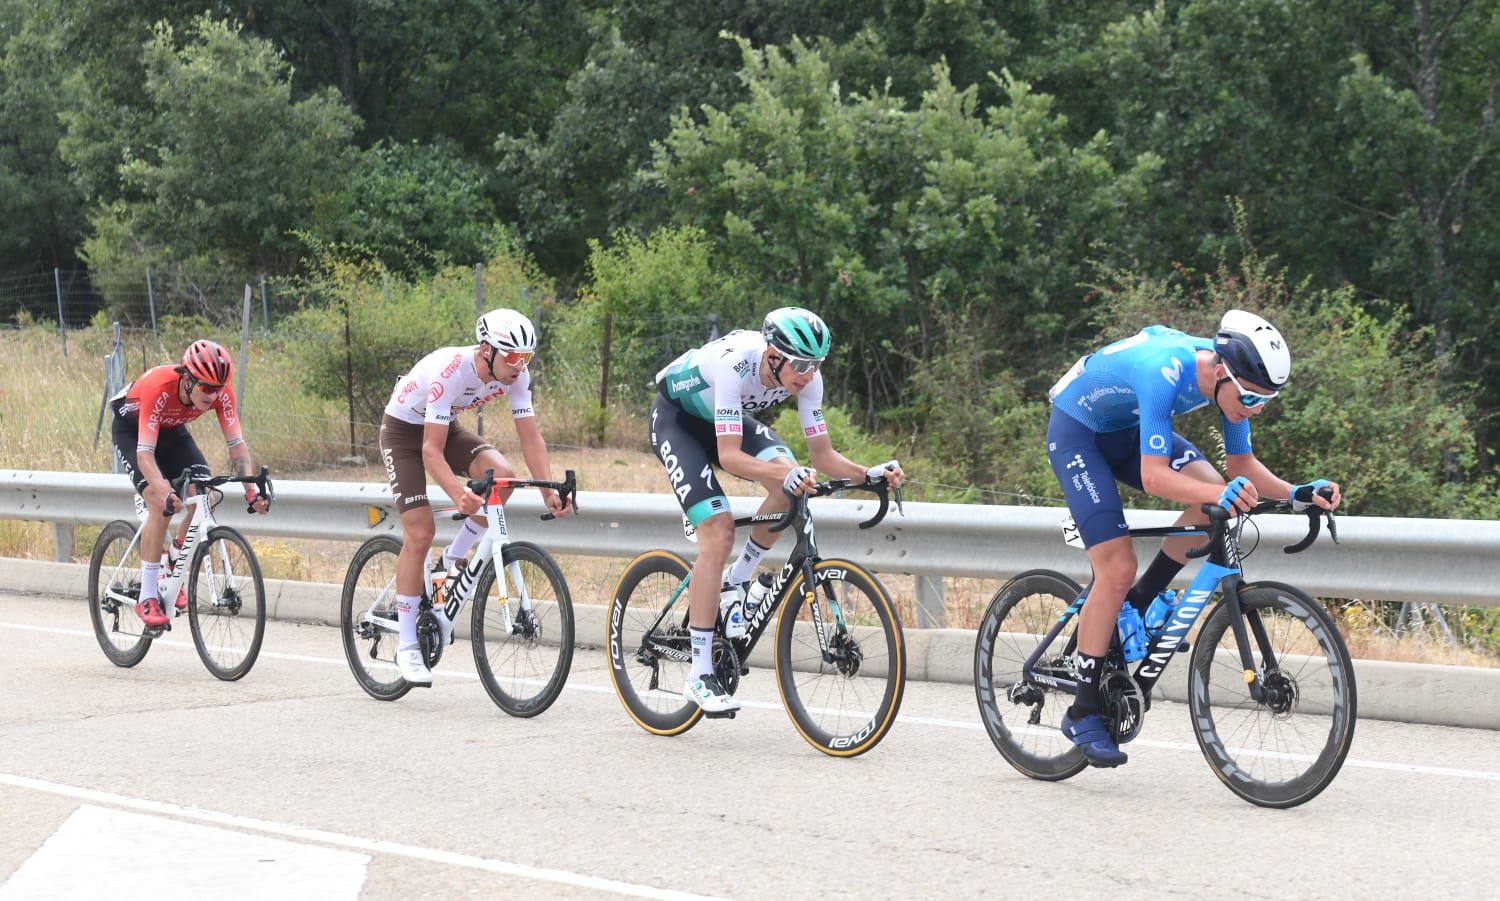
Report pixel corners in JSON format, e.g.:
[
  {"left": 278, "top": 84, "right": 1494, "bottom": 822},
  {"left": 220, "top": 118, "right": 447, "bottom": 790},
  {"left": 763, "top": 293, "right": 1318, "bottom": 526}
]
[{"left": 3, "top": 470, "right": 1498, "bottom": 619}]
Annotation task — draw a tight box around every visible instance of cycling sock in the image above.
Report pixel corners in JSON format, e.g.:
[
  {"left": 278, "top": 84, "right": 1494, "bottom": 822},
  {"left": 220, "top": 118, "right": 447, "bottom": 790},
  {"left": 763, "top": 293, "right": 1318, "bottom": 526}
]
[
  {"left": 1069, "top": 652, "right": 1105, "bottom": 719},
  {"left": 396, "top": 593, "right": 421, "bottom": 646},
  {"left": 689, "top": 627, "right": 715, "bottom": 679},
  {"left": 445, "top": 518, "right": 484, "bottom": 562},
  {"left": 727, "top": 538, "right": 769, "bottom": 587},
  {"left": 1130, "top": 551, "right": 1185, "bottom": 611},
  {"left": 140, "top": 561, "right": 161, "bottom": 601}
]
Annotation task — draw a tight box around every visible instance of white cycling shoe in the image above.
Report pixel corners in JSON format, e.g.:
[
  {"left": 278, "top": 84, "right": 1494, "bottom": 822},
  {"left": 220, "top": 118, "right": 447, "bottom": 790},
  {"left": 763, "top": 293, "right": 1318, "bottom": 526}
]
[
  {"left": 683, "top": 673, "right": 741, "bottom": 715},
  {"left": 396, "top": 646, "right": 433, "bottom": 685}
]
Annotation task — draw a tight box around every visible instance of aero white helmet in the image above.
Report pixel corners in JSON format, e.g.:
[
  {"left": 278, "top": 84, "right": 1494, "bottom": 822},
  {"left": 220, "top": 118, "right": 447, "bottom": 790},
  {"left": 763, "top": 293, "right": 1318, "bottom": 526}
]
[
  {"left": 476, "top": 308, "right": 537, "bottom": 354},
  {"left": 1215, "top": 309, "right": 1290, "bottom": 389}
]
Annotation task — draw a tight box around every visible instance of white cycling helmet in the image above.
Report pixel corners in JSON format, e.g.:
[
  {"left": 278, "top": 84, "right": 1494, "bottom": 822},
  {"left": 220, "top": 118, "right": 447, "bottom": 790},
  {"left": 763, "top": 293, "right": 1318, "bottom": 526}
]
[
  {"left": 476, "top": 308, "right": 537, "bottom": 354},
  {"left": 1215, "top": 309, "right": 1290, "bottom": 389}
]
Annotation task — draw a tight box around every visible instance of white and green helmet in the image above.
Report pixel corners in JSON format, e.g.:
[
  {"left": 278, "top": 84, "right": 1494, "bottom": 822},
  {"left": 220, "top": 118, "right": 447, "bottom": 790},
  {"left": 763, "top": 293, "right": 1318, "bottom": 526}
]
[{"left": 762, "top": 307, "right": 831, "bottom": 360}]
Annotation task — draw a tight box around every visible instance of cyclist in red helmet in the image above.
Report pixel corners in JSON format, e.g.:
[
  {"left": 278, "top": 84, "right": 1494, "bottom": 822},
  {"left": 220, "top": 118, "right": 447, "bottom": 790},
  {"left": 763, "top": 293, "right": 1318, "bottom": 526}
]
[{"left": 109, "top": 339, "right": 271, "bottom": 628}]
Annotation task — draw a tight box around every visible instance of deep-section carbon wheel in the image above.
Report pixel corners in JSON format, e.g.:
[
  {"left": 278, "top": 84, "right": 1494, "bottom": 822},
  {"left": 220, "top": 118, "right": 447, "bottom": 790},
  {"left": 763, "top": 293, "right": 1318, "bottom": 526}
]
[
  {"left": 605, "top": 550, "right": 703, "bottom": 736},
  {"left": 472, "top": 541, "right": 574, "bottom": 717},
  {"left": 187, "top": 526, "right": 266, "bottom": 681},
  {"left": 340, "top": 535, "right": 413, "bottom": 701},
  {"left": 1189, "top": 580, "right": 1357, "bottom": 808},
  {"left": 775, "top": 558, "right": 906, "bottom": 757},
  {"left": 87, "top": 520, "right": 153, "bottom": 667},
  {"left": 973, "top": 569, "right": 1089, "bottom": 781}
]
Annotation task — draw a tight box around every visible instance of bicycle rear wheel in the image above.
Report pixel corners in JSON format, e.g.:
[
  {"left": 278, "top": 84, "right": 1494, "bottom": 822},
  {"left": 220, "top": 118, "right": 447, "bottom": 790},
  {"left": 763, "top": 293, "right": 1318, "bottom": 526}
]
[
  {"left": 87, "top": 520, "right": 153, "bottom": 667},
  {"left": 472, "top": 541, "right": 575, "bottom": 717},
  {"left": 1189, "top": 580, "right": 1357, "bottom": 808},
  {"left": 187, "top": 526, "right": 266, "bottom": 681},
  {"left": 774, "top": 559, "right": 906, "bottom": 757},
  {"left": 606, "top": 550, "right": 704, "bottom": 736},
  {"left": 973, "top": 569, "right": 1089, "bottom": 781},
  {"left": 340, "top": 535, "right": 413, "bottom": 701}
]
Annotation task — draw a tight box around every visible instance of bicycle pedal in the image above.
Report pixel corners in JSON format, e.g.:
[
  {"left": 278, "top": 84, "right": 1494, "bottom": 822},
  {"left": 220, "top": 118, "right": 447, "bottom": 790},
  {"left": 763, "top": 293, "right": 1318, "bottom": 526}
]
[{"left": 703, "top": 709, "right": 736, "bottom": 720}]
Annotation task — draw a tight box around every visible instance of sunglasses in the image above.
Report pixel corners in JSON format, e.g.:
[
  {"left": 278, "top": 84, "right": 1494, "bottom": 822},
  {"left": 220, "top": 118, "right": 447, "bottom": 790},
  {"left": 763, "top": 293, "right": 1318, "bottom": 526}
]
[
  {"left": 191, "top": 377, "right": 225, "bottom": 394},
  {"left": 1222, "top": 366, "right": 1278, "bottom": 408},
  {"left": 777, "top": 353, "right": 821, "bottom": 375},
  {"left": 497, "top": 350, "right": 533, "bottom": 367}
]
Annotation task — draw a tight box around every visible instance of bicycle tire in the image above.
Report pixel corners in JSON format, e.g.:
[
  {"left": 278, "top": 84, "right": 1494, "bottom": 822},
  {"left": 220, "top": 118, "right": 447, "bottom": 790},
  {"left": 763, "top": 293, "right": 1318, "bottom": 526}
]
[
  {"left": 87, "top": 519, "right": 153, "bottom": 667},
  {"left": 340, "top": 535, "right": 414, "bottom": 701},
  {"left": 1188, "top": 580, "right": 1358, "bottom": 808},
  {"left": 606, "top": 550, "right": 704, "bottom": 736},
  {"left": 973, "top": 569, "right": 1090, "bottom": 781},
  {"left": 774, "top": 558, "right": 907, "bottom": 757},
  {"left": 472, "top": 541, "right": 575, "bottom": 717},
  {"left": 187, "top": 526, "right": 267, "bottom": 681}
]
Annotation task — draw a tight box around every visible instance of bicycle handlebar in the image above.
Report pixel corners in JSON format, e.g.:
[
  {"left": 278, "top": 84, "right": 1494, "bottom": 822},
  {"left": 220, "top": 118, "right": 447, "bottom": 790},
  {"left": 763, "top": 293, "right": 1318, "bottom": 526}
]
[
  {"left": 1184, "top": 486, "right": 1337, "bottom": 559},
  {"left": 768, "top": 474, "right": 903, "bottom": 534},
  {"left": 165, "top": 466, "right": 273, "bottom": 515},
  {"left": 455, "top": 468, "right": 578, "bottom": 521}
]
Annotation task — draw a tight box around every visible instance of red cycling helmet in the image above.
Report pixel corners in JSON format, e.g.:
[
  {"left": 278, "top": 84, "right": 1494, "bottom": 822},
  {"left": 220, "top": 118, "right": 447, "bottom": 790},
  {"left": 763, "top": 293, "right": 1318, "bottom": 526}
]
[{"left": 181, "top": 339, "right": 232, "bottom": 386}]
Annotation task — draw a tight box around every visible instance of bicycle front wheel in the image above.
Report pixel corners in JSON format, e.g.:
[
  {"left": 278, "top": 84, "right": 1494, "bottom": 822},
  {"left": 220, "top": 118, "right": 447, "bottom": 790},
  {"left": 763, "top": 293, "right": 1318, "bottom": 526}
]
[
  {"left": 973, "top": 569, "right": 1089, "bottom": 781},
  {"left": 340, "top": 535, "right": 413, "bottom": 701},
  {"left": 1189, "top": 580, "right": 1357, "bottom": 808},
  {"left": 606, "top": 550, "right": 703, "bottom": 736},
  {"left": 775, "top": 559, "right": 906, "bottom": 757},
  {"left": 472, "top": 541, "right": 575, "bottom": 717},
  {"left": 87, "top": 520, "right": 153, "bottom": 667},
  {"left": 187, "top": 526, "right": 266, "bottom": 681}
]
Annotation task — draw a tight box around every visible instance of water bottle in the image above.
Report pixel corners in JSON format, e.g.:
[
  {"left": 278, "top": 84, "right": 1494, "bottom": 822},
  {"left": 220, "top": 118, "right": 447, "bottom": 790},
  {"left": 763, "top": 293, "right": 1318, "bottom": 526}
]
[
  {"left": 1116, "top": 602, "right": 1148, "bottom": 662},
  {"left": 1143, "top": 589, "right": 1179, "bottom": 637},
  {"left": 744, "top": 573, "right": 773, "bottom": 617}
]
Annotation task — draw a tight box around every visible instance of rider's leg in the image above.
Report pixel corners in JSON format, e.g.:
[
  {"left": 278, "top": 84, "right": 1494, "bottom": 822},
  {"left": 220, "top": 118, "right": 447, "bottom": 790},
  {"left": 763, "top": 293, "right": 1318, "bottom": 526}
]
[
  {"left": 445, "top": 436, "right": 512, "bottom": 565},
  {"left": 1126, "top": 458, "right": 1227, "bottom": 609},
  {"left": 683, "top": 510, "right": 742, "bottom": 712}
]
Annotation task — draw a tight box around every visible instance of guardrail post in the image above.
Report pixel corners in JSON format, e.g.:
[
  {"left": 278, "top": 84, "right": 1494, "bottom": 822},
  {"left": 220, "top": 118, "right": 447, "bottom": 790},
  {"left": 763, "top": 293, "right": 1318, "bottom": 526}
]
[
  {"left": 914, "top": 575, "right": 945, "bottom": 628},
  {"left": 53, "top": 524, "right": 74, "bottom": 562}
]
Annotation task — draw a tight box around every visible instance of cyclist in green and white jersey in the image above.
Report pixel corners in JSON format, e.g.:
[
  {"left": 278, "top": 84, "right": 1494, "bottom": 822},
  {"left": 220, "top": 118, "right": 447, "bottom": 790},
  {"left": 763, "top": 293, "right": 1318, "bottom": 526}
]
[{"left": 650, "top": 307, "right": 904, "bottom": 713}]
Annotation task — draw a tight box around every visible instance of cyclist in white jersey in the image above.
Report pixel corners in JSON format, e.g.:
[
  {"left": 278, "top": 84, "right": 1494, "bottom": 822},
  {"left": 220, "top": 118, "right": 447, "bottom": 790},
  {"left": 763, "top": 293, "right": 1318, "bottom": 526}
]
[
  {"left": 378, "top": 308, "right": 573, "bottom": 684},
  {"left": 651, "top": 307, "right": 904, "bottom": 713}
]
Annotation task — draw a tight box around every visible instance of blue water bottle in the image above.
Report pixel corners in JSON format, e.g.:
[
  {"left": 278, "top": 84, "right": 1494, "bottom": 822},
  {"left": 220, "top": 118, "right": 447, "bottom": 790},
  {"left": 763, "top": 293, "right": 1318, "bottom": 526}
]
[
  {"left": 1143, "top": 589, "right": 1180, "bottom": 637},
  {"left": 1116, "top": 603, "right": 1148, "bottom": 662}
]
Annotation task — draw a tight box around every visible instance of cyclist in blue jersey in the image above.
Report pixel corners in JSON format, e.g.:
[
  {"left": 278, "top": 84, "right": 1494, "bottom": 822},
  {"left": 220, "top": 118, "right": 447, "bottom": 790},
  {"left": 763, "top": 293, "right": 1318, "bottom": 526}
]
[
  {"left": 651, "top": 307, "right": 904, "bottom": 714},
  {"left": 1046, "top": 309, "right": 1341, "bottom": 766}
]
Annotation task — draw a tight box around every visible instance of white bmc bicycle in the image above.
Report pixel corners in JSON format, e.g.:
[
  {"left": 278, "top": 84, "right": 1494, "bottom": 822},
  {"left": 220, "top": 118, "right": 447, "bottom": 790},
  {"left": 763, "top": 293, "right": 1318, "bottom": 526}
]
[{"left": 340, "top": 469, "right": 578, "bottom": 716}]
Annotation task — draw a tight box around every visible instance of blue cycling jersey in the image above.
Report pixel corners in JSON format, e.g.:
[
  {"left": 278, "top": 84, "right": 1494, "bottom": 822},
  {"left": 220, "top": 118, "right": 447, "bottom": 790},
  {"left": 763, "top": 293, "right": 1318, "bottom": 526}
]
[{"left": 1049, "top": 325, "right": 1253, "bottom": 457}]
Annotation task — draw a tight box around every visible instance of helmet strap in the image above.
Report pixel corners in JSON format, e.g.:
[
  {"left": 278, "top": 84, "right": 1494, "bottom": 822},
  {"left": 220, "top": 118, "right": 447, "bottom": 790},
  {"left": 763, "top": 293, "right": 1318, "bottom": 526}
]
[{"left": 766, "top": 351, "right": 788, "bottom": 386}]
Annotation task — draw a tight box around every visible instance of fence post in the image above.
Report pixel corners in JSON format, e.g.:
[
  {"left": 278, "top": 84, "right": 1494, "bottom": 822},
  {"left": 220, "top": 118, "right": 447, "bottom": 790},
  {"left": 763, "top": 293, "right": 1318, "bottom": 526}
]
[
  {"left": 475, "top": 263, "right": 484, "bottom": 437},
  {"left": 600, "top": 312, "right": 614, "bottom": 409},
  {"left": 145, "top": 266, "right": 161, "bottom": 352},
  {"left": 237, "top": 285, "right": 252, "bottom": 404},
  {"left": 54, "top": 268, "right": 67, "bottom": 358},
  {"left": 343, "top": 295, "right": 357, "bottom": 460},
  {"left": 259, "top": 274, "right": 269, "bottom": 331}
]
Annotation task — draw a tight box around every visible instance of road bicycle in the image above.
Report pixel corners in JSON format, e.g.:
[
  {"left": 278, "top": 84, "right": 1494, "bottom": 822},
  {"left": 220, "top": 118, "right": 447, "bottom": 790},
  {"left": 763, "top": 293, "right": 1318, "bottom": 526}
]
[
  {"left": 607, "top": 477, "right": 905, "bottom": 757},
  {"left": 340, "top": 469, "right": 578, "bottom": 717},
  {"left": 974, "top": 495, "right": 1356, "bottom": 808},
  {"left": 87, "top": 465, "right": 273, "bottom": 681}
]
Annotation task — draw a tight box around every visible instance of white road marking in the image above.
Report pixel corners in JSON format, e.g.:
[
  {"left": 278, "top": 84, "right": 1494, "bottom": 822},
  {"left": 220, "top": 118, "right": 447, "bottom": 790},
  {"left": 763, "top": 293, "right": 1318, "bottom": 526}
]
[
  {"left": 0, "top": 773, "right": 723, "bottom": 901},
  {"left": 0, "top": 803, "right": 369, "bottom": 901}
]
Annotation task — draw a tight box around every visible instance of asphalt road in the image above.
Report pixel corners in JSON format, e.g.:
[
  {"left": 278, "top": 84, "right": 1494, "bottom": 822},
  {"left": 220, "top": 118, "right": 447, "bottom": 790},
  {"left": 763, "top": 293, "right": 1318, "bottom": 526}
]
[{"left": 2, "top": 590, "right": 1497, "bottom": 900}]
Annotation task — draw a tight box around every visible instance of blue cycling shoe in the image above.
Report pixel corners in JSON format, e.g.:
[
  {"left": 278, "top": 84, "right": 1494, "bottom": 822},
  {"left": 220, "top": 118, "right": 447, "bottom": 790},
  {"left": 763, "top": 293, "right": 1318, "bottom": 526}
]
[{"left": 1061, "top": 711, "right": 1128, "bottom": 768}]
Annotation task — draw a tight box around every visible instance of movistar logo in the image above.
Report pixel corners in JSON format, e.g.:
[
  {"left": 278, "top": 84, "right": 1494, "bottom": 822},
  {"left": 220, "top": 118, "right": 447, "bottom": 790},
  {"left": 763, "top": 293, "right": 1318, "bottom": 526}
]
[{"left": 1160, "top": 356, "right": 1184, "bottom": 386}]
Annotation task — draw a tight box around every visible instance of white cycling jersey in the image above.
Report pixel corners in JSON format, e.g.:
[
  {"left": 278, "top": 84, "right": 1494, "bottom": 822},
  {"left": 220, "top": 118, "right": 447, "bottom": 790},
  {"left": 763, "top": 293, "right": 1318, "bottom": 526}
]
[
  {"left": 655, "top": 330, "right": 827, "bottom": 440},
  {"left": 384, "top": 346, "right": 535, "bottom": 426}
]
